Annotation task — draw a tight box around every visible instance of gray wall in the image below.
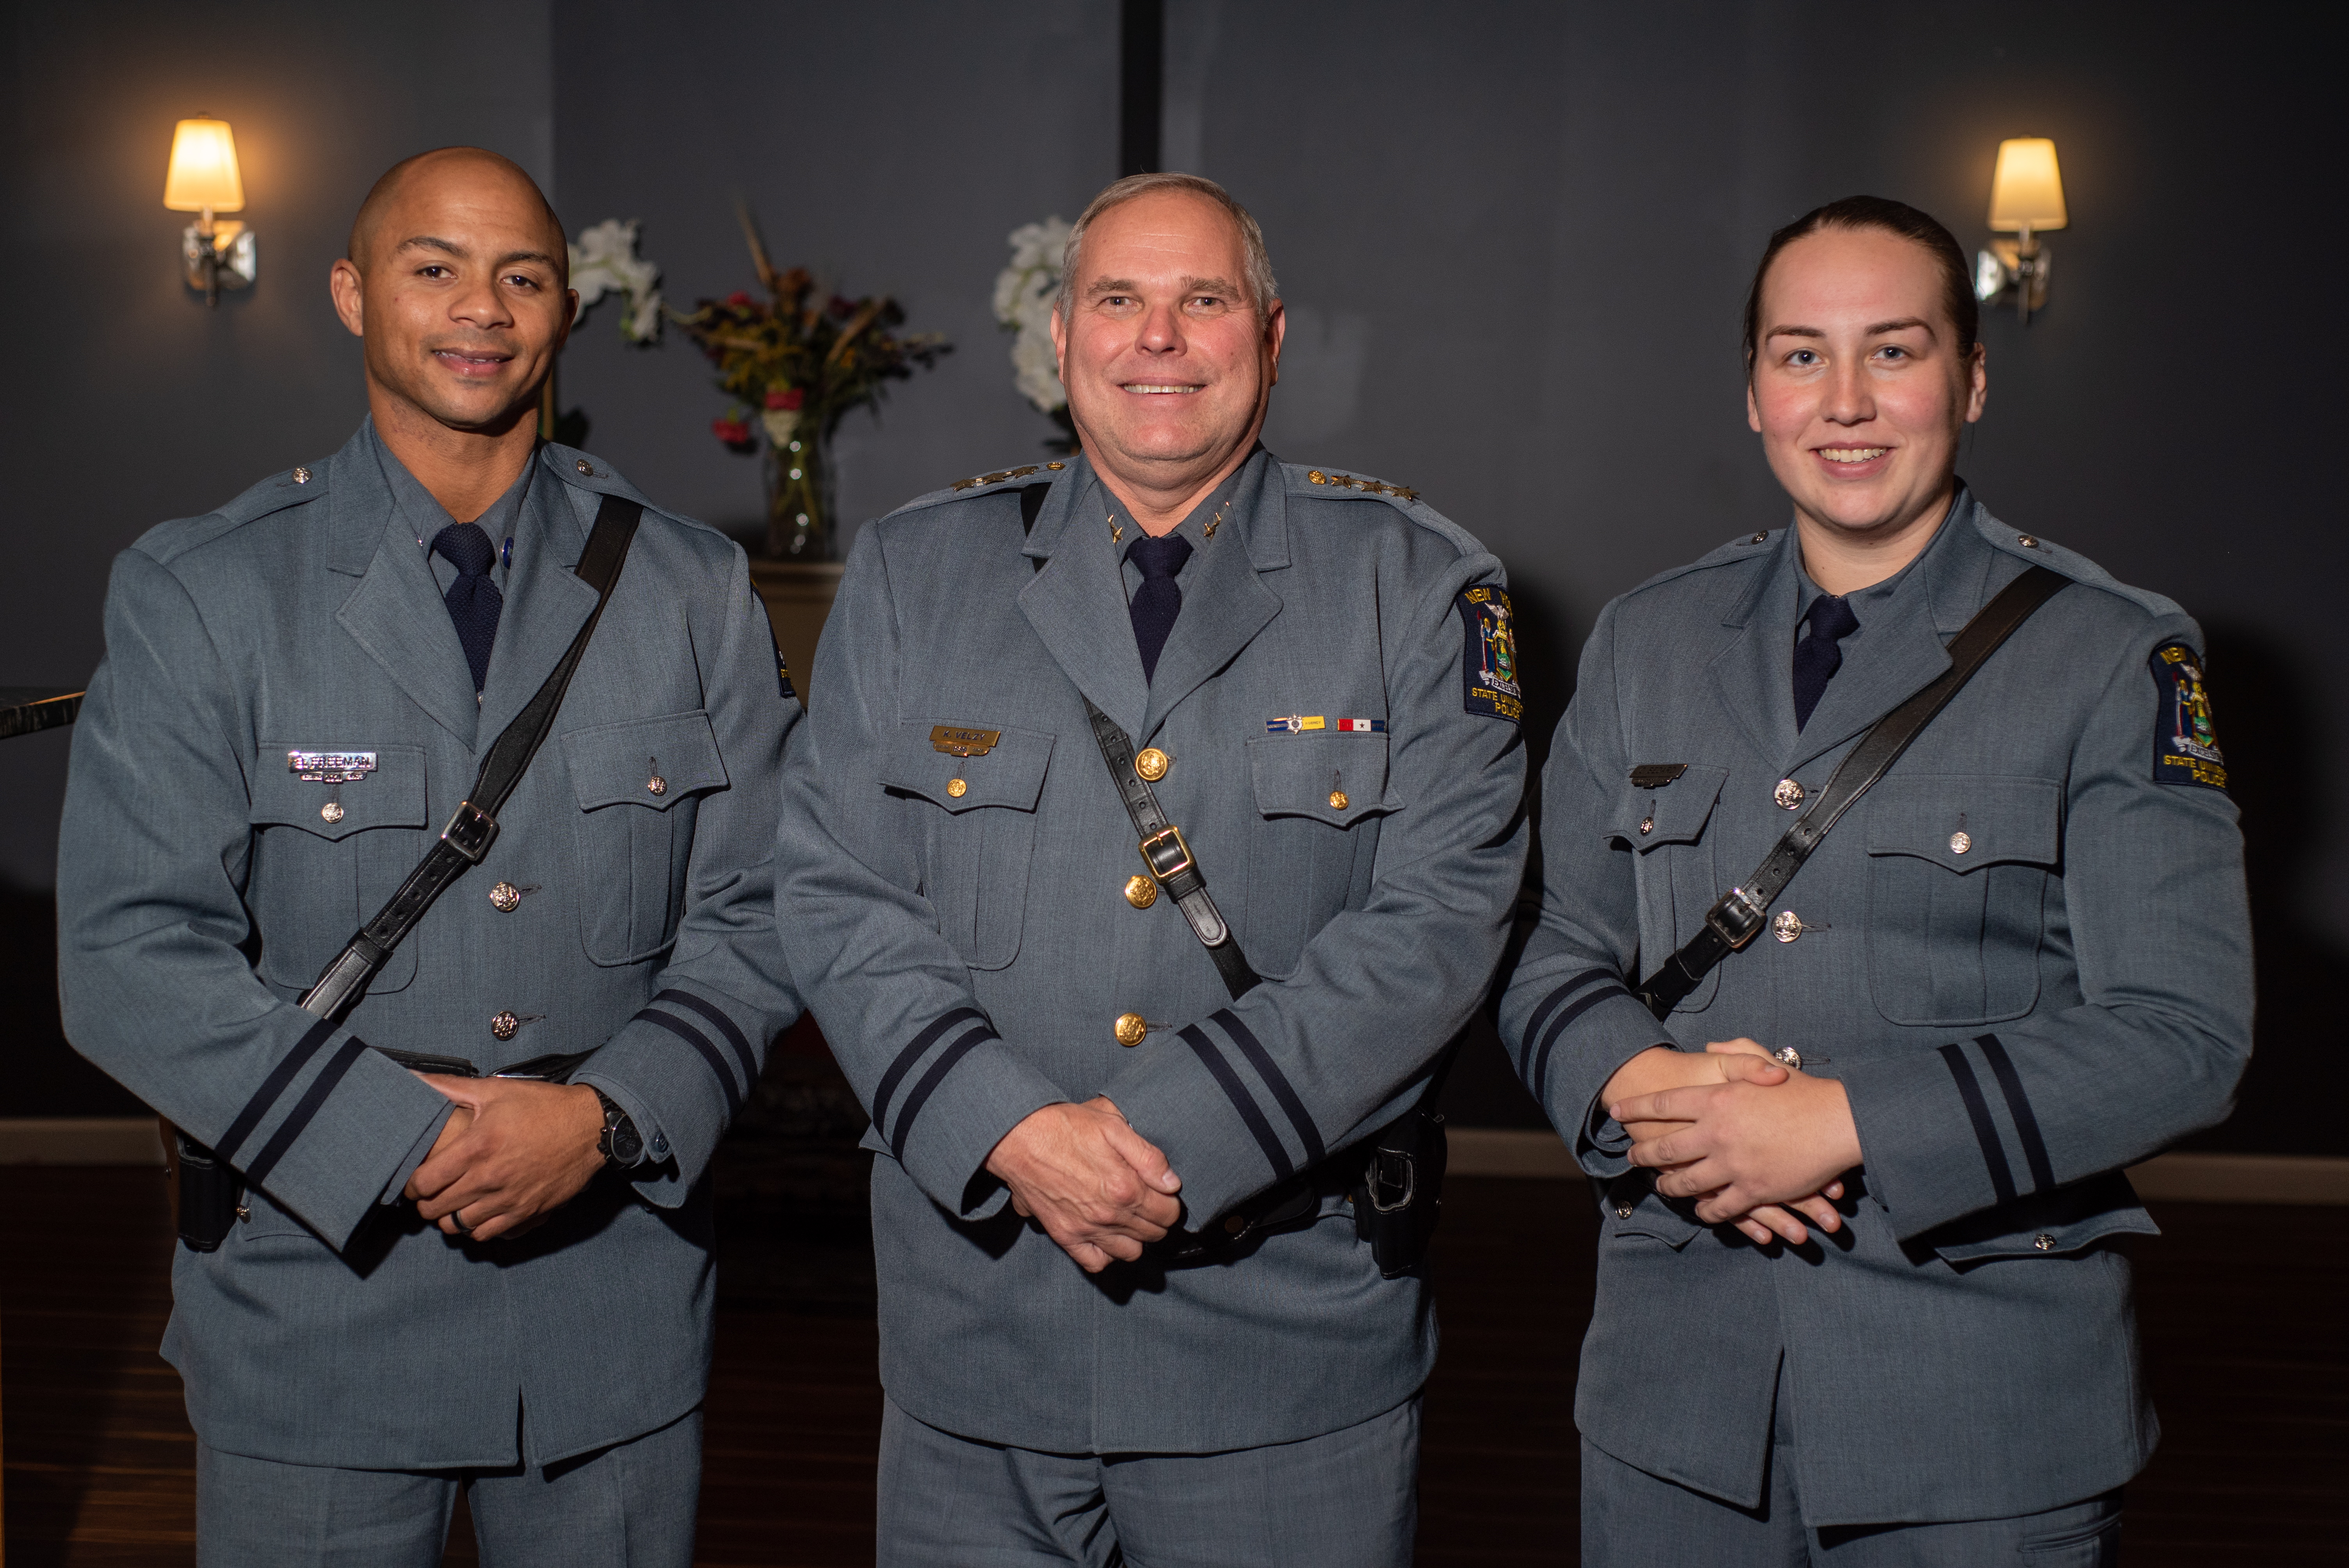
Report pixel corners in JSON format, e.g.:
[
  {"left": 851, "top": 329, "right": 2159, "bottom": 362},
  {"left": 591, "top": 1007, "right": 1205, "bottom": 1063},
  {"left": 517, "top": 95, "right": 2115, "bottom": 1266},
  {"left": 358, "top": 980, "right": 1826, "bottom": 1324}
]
[{"left": 4, "top": 2, "right": 2337, "bottom": 1149}]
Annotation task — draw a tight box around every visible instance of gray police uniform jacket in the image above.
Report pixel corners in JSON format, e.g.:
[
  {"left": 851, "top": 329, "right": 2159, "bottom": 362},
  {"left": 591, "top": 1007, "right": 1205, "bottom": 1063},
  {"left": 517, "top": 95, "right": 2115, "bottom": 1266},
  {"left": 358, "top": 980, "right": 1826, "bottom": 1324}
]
[
  {"left": 1500, "top": 495, "right": 2251, "bottom": 1525},
  {"left": 56, "top": 424, "right": 799, "bottom": 1470},
  {"left": 774, "top": 449, "right": 1527, "bottom": 1454}
]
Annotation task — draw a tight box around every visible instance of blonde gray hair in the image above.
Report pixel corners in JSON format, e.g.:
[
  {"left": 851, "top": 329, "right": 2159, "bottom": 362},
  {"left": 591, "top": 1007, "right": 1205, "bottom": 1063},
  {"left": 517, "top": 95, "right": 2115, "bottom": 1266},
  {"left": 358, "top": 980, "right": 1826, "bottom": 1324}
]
[{"left": 1055, "top": 172, "right": 1279, "bottom": 324}]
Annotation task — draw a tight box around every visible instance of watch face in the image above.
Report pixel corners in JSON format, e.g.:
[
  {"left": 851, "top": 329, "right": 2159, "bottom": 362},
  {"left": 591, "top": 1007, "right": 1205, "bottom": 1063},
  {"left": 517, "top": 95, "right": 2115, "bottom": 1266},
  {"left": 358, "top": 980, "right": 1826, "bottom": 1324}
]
[{"left": 609, "top": 1118, "right": 645, "bottom": 1165}]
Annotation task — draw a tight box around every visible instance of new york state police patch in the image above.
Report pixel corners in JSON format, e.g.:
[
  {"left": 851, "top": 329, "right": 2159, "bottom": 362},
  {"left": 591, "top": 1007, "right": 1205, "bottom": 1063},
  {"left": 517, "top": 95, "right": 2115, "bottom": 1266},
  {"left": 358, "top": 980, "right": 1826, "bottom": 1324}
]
[
  {"left": 1456, "top": 585, "right": 1523, "bottom": 722},
  {"left": 2150, "top": 641, "right": 2226, "bottom": 791}
]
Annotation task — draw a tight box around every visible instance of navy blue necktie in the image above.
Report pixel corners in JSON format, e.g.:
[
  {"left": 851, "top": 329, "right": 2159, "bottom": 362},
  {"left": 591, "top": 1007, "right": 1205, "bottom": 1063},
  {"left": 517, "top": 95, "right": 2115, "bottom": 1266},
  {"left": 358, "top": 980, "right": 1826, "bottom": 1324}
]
[
  {"left": 431, "top": 522, "right": 502, "bottom": 693},
  {"left": 1126, "top": 533, "right": 1194, "bottom": 682},
  {"left": 1791, "top": 592, "right": 1859, "bottom": 731}
]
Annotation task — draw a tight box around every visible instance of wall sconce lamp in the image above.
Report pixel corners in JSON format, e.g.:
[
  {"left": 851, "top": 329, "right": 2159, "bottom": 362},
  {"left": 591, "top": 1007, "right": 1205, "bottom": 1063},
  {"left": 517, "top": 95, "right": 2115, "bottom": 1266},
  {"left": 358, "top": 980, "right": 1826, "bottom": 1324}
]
[
  {"left": 1974, "top": 137, "right": 2066, "bottom": 326},
  {"left": 165, "top": 117, "right": 255, "bottom": 306}
]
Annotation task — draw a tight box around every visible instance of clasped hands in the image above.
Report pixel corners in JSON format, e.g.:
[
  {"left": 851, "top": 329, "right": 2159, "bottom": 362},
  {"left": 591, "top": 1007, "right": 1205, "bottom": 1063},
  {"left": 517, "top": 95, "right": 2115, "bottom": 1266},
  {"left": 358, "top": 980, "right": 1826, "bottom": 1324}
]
[
  {"left": 1604, "top": 1039, "right": 1864, "bottom": 1247},
  {"left": 985, "top": 1097, "right": 1183, "bottom": 1273},
  {"left": 401, "top": 1073, "right": 608, "bottom": 1243}
]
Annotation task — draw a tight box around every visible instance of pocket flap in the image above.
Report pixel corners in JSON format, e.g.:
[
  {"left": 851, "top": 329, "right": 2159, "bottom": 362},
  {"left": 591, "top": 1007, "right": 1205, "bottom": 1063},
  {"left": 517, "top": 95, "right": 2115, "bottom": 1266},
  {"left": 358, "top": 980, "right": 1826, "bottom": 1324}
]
[
  {"left": 1612, "top": 763, "right": 1727, "bottom": 852},
  {"left": 250, "top": 743, "right": 426, "bottom": 839},
  {"left": 1247, "top": 731, "right": 1396, "bottom": 825},
  {"left": 880, "top": 720, "right": 1053, "bottom": 813},
  {"left": 562, "top": 710, "right": 725, "bottom": 812},
  {"left": 1866, "top": 775, "right": 2061, "bottom": 871}
]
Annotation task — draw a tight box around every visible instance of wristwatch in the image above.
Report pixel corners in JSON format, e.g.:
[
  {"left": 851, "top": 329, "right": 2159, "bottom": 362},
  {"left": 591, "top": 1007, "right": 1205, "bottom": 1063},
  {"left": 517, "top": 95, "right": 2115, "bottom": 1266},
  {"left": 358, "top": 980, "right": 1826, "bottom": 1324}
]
[{"left": 592, "top": 1088, "right": 645, "bottom": 1167}]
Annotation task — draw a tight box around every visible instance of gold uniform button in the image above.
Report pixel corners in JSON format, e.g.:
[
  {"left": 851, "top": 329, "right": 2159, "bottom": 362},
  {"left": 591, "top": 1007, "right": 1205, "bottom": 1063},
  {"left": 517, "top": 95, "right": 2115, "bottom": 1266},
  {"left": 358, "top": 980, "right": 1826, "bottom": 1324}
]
[
  {"left": 292, "top": 466, "right": 312, "bottom": 484},
  {"left": 490, "top": 881, "right": 522, "bottom": 913},
  {"left": 1114, "top": 1012, "right": 1148, "bottom": 1048},
  {"left": 2018, "top": 534, "right": 2039, "bottom": 549},
  {"left": 320, "top": 800, "right": 345, "bottom": 824},
  {"left": 1949, "top": 830, "right": 1973, "bottom": 855},
  {"left": 1134, "top": 748, "right": 1170, "bottom": 782},
  {"left": 647, "top": 774, "right": 667, "bottom": 797},
  {"left": 1615, "top": 1206, "right": 1634, "bottom": 1219},
  {"left": 490, "top": 1010, "right": 520, "bottom": 1041},
  {"left": 947, "top": 778, "right": 968, "bottom": 798},
  {"left": 1328, "top": 790, "right": 1349, "bottom": 811},
  {"left": 1124, "top": 874, "right": 1158, "bottom": 910},
  {"left": 1774, "top": 777, "right": 1805, "bottom": 810}
]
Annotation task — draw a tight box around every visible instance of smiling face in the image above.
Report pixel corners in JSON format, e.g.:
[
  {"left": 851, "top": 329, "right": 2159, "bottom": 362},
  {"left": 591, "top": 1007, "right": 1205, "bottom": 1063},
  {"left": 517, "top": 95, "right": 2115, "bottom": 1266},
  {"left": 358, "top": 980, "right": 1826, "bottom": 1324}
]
[
  {"left": 1747, "top": 224, "right": 1986, "bottom": 559},
  {"left": 1050, "top": 189, "right": 1283, "bottom": 522},
  {"left": 329, "top": 151, "right": 574, "bottom": 437}
]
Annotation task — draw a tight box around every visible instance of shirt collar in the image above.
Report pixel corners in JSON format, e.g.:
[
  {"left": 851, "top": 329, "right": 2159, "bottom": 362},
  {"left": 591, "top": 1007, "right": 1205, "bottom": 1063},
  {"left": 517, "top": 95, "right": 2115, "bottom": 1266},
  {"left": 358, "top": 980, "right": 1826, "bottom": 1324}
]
[
  {"left": 1795, "top": 483, "right": 1973, "bottom": 627},
  {"left": 368, "top": 421, "right": 538, "bottom": 580}
]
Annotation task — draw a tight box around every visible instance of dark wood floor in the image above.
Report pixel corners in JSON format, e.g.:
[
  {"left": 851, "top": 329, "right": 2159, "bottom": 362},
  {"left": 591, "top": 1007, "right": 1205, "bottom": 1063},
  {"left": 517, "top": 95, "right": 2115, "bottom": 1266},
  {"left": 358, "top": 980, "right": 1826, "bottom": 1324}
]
[{"left": 5, "top": 1166, "right": 2342, "bottom": 1565}]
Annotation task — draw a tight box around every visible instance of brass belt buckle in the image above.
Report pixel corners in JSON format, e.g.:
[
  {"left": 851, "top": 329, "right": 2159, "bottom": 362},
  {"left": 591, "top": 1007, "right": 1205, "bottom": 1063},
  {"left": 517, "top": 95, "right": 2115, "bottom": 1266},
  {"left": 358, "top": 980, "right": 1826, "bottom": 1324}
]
[{"left": 1138, "top": 823, "right": 1194, "bottom": 883}]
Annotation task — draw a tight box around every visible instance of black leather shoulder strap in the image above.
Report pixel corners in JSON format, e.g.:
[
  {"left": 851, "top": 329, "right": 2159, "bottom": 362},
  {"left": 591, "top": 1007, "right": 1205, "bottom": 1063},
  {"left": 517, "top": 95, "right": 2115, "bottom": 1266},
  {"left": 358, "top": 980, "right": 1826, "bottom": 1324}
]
[
  {"left": 299, "top": 492, "right": 644, "bottom": 1022},
  {"left": 1637, "top": 564, "right": 2069, "bottom": 1019}
]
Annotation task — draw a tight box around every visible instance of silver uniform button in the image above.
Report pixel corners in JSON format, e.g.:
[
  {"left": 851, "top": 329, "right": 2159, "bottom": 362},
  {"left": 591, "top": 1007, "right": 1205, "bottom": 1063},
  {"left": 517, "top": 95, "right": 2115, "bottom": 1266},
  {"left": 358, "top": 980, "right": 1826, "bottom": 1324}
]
[
  {"left": 1638, "top": 816, "right": 1654, "bottom": 835},
  {"left": 1749, "top": 532, "right": 1767, "bottom": 544},
  {"left": 491, "top": 1010, "right": 520, "bottom": 1041},
  {"left": 1774, "top": 777, "right": 1805, "bottom": 810},
  {"left": 292, "top": 466, "right": 312, "bottom": 484},
  {"left": 1950, "top": 830, "right": 1973, "bottom": 854},
  {"left": 1615, "top": 1206, "right": 1634, "bottom": 1219},
  {"left": 320, "top": 800, "right": 345, "bottom": 824},
  {"left": 2033, "top": 1233, "right": 2057, "bottom": 1251},
  {"left": 576, "top": 459, "right": 594, "bottom": 475},
  {"left": 1772, "top": 909, "right": 1804, "bottom": 943},
  {"left": 2018, "top": 534, "right": 2038, "bottom": 548}
]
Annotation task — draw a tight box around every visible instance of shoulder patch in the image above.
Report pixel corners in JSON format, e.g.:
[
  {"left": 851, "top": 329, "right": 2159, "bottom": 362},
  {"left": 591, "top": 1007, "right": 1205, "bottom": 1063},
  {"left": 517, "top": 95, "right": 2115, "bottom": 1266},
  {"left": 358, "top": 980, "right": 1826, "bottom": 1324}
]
[
  {"left": 1302, "top": 468, "right": 1417, "bottom": 502},
  {"left": 1456, "top": 585, "right": 1523, "bottom": 722},
  {"left": 2149, "top": 641, "right": 2226, "bottom": 791}
]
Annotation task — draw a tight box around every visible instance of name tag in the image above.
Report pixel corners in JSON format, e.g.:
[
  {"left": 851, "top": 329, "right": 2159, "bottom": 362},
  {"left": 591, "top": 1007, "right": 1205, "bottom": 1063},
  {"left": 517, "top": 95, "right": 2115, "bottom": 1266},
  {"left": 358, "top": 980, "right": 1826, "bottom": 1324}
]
[
  {"left": 931, "top": 726, "right": 1000, "bottom": 758},
  {"left": 287, "top": 750, "right": 377, "bottom": 783}
]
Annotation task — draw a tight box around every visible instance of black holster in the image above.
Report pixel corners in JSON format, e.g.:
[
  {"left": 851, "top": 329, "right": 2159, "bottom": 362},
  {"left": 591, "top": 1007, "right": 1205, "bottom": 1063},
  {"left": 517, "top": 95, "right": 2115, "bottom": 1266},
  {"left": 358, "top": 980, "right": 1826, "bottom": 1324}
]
[
  {"left": 172, "top": 1127, "right": 241, "bottom": 1252},
  {"left": 1352, "top": 1101, "right": 1447, "bottom": 1278}
]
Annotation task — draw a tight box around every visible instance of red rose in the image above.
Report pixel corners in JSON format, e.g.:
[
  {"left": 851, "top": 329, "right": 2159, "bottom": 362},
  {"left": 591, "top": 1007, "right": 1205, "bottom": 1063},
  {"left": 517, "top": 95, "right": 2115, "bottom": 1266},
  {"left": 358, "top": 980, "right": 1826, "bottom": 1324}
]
[
  {"left": 829, "top": 295, "right": 857, "bottom": 317},
  {"left": 712, "top": 417, "right": 754, "bottom": 448},
  {"left": 726, "top": 291, "right": 754, "bottom": 307},
  {"left": 765, "top": 387, "right": 805, "bottom": 411}
]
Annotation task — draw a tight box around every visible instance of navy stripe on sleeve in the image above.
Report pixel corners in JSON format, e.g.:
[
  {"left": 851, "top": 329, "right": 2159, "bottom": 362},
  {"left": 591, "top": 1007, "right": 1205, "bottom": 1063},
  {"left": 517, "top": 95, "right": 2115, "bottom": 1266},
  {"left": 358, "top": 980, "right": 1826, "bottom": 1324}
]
[
  {"left": 1975, "top": 1034, "right": 2055, "bottom": 1197},
  {"left": 654, "top": 988, "right": 758, "bottom": 1092},
  {"left": 1206, "top": 1009, "right": 1325, "bottom": 1167},
  {"left": 1176, "top": 1023, "right": 1295, "bottom": 1183},
  {"left": 218, "top": 1015, "right": 340, "bottom": 1163},
  {"left": 242, "top": 1033, "right": 373, "bottom": 1186},
  {"left": 872, "top": 1007, "right": 987, "bottom": 1135},
  {"left": 1938, "top": 1042, "right": 2018, "bottom": 1206},
  {"left": 888, "top": 1024, "right": 1000, "bottom": 1161},
  {"left": 637, "top": 1009, "right": 743, "bottom": 1119},
  {"left": 1518, "top": 971, "right": 1616, "bottom": 1078},
  {"left": 1529, "top": 984, "right": 1636, "bottom": 1106}
]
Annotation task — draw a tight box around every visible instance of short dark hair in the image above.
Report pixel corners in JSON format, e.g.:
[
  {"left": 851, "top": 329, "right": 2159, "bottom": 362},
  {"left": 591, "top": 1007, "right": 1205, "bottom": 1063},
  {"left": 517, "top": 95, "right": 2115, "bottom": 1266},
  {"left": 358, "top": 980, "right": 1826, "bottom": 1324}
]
[{"left": 1741, "top": 195, "right": 1978, "bottom": 374}]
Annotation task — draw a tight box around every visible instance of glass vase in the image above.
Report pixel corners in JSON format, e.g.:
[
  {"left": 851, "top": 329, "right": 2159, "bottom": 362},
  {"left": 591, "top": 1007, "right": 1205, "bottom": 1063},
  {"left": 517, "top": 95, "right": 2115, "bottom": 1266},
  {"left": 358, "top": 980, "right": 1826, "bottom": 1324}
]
[{"left": 766, "top": 427, "right": 831, "bottom": 558}]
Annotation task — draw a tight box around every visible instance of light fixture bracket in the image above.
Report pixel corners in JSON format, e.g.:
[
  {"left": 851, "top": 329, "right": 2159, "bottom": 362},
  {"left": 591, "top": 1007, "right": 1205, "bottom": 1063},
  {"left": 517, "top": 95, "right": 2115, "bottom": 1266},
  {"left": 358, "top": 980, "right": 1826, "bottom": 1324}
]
[
  {"left": 1973, "top": 231, "right": 2052, "bottom": 326},
  {"left": 183, "top": 221, "right": 257, "bottom": 306}
]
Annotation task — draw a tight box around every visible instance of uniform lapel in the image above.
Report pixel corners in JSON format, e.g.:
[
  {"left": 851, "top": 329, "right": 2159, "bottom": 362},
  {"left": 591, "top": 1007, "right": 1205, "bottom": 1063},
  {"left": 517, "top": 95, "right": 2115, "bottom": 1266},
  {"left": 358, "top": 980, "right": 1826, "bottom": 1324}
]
[
  {"left": 1707, "top": 533, "right": 1801, "bottom": 764},
  {"left": 475, "top": 451, "right": 598, "bottom": 747},
  {"left": 328, "top": 428, "right": 483, "bottom": 748},
  {"left": 1137, "top": 454, "right": 1285, "bottom": 743},
  {"left": 1782, "top": 502, "right": 1987, "bottom": 775},
  {"left": 1018, "top": 463, "right": 1151, "bottom": 741}
]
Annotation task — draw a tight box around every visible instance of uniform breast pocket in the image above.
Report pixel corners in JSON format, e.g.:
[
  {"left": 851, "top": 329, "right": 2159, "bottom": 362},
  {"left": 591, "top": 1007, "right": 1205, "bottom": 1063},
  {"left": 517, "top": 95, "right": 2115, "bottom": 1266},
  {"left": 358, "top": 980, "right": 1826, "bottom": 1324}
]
[
  {"left": 1864, "top": 774, "right": 2061, "bottom": 1026},
  {"left": 1609, "top": 765, "right": 1728, "bottom": 1012},
  {"left": 1240, "top": 732, "right": 1398, "bottom": 979},
  {"left": 879, "top": 720, "right": 1053, "bottom": 971},
  {"left": 561, "top": 711, "right": 729, "bottom": 966},
  {"left": 247, "top": 743, "right": 429, "bottom": 994}
]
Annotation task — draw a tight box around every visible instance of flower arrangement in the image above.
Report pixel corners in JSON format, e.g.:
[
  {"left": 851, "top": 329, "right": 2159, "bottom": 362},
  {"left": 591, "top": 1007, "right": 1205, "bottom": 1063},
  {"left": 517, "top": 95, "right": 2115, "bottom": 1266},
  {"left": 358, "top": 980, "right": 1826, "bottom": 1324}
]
[
  {"left": 674, "top": 208, "right": 950, "bottom": 558},
  {"left": 569, "top": 219, "right": 664, "bottom": 342},
  {"left": 993, "top": 216, "right": 1078, "bottom": 452}
]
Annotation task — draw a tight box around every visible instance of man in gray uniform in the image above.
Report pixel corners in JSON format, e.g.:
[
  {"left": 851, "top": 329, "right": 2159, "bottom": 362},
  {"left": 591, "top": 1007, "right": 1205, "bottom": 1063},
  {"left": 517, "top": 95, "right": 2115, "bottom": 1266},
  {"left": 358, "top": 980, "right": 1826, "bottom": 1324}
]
[
  {"left": 775, "top": 172, "right": 1527, "bottom": 1564},
  {"left": 57, "top": 148, "right": 797, "bottom": 1565},
  {"left": 1503, "top": 196, "right": 2251, "bottom": 1563}
]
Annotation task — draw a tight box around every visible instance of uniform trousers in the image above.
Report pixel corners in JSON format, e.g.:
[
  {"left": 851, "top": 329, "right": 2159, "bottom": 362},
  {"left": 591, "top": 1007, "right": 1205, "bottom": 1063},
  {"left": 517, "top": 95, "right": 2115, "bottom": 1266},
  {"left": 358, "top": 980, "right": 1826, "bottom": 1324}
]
[
  {"left": 1581, "top": 1377, "right": 2124, "bottom": 1568},
  {"left": 195, "top": 1409, "right": 701, "bottom": 1568},
  {"left": 877, "top": 1393, "right": 1420, "bottom": 1567}
]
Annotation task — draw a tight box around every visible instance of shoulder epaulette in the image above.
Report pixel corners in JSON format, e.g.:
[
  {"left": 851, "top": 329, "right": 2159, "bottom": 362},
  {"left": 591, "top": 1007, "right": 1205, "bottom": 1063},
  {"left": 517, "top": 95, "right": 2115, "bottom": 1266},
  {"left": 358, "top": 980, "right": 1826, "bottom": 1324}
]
[
  {"left": 139, "top": 463, "right": 330, "bottom": 563},
  {"left": 950, "top": 461, "right": 1068, "bottom": 492},
  {"left": 1296, "top": 468, "right": 1417, "bottom": 502}
]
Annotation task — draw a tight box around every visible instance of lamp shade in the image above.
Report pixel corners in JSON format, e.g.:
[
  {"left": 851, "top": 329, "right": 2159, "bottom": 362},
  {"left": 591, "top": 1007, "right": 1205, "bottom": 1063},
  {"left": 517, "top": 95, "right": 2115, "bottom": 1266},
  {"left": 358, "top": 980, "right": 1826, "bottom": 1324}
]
[
  {"left": 164, "top": 118, "right": 244, "bottom": 212},
  {"left": 1987, "top": 137, "right": 2065, "bottom": 232}
]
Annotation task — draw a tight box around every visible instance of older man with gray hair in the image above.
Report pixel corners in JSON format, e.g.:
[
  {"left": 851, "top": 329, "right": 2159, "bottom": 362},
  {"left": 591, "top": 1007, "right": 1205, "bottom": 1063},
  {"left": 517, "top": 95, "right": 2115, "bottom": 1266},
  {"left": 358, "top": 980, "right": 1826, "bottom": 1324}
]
[{"left": 773, "top": 171, "right": 1528, "bottom": 1564}]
